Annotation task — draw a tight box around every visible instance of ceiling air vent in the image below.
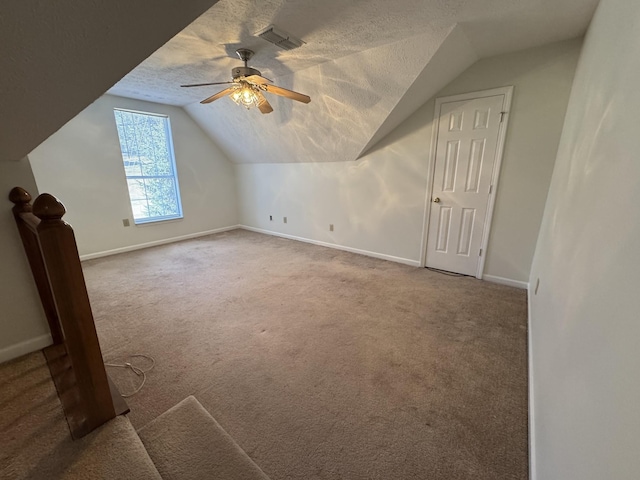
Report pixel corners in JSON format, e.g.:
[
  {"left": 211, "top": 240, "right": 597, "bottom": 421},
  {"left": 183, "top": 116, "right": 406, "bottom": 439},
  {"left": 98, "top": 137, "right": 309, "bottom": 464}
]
[{"left": 256, "top": 24, "right": 305, "bottom": 51}]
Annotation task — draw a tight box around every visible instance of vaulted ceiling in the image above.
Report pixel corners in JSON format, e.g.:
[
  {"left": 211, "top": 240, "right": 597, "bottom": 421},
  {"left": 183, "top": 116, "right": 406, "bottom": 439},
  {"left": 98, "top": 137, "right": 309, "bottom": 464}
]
[
  {"left": 5, "top": 0, "right": 597, "bottom": 165},
  {"left": 108, "top": 0, "right": 598, "bottom": 164}
]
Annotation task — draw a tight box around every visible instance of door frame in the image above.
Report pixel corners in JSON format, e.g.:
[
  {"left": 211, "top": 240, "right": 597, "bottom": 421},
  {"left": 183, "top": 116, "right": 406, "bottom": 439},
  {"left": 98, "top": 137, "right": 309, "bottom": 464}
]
[{"left": 418, "top": 86, "right": 514, "bottom": 278}]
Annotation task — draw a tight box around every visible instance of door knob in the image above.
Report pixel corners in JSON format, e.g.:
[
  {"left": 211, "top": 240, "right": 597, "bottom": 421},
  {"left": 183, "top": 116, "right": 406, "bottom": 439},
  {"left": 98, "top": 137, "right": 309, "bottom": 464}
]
[{"left": 433, "top": 197, "right": 440, "bottom": 203}]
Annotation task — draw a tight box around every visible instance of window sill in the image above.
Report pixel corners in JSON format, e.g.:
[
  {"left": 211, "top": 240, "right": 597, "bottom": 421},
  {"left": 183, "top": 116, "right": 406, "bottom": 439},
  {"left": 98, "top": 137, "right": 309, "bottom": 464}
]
[{"left": 134, "top": 216, "right": 184, "bottom": 227}]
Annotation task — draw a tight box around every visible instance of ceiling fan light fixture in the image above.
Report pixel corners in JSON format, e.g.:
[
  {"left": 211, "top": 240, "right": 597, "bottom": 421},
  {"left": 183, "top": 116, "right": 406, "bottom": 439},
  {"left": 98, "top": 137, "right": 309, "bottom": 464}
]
[
  {"left": 256, "top": 24, "right": 304, "bottom": 51},
  {"left": 230, "top": 82, "right": 261, "bottom": 109},
  {"left": 180, "top": 47, "right": 310, "bottom": 113}
]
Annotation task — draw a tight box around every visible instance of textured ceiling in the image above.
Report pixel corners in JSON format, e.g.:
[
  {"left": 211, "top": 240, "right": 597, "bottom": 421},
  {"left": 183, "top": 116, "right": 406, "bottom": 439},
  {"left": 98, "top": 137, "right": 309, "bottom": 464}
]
[{"left": 109, "top": 0, "right": 599, "bottom": 164}]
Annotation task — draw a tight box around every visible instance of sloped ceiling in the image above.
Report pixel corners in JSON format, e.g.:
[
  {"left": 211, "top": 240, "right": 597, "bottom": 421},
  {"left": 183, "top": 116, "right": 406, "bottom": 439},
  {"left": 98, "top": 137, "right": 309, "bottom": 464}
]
[
  {"left": 185, "top": 26, "right": 460, "bottom": 165},
  {"left": 0, "top": 0, "right": 219, "bottom": 163},
  {"left": 110, "top": 0, "right": 599, "bottom": 164}
]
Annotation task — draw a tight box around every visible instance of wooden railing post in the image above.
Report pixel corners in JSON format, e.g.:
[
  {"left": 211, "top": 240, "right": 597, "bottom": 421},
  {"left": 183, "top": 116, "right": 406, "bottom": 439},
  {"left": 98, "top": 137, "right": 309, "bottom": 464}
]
[
  {"left": 8, "top": 187, "right": 64, "bottom": 345},
  {"left": 32, "top": 193, "right": 116, "bottom": 436}
]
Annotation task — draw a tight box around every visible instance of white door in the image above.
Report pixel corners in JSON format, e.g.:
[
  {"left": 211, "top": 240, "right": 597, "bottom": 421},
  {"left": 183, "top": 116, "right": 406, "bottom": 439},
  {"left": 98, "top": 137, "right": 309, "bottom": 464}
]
[{"left": 425, "top": 94, "right": 506, "bottom": 276}]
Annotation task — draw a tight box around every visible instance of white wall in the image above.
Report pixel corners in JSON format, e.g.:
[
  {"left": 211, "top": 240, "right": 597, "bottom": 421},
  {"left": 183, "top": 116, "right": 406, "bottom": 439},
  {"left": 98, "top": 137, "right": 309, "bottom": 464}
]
[
  {"left": 29, "top": 95, "right": 238, "bottom": 257},
  {"left": 0, "top": 159, "right": 51, "bottom": 362},
  {"left": 236, "top": 38, "right": 582, "bottom": 283},
  {"left": 529, "top": 0, "right": 640, "bottom": 478}
]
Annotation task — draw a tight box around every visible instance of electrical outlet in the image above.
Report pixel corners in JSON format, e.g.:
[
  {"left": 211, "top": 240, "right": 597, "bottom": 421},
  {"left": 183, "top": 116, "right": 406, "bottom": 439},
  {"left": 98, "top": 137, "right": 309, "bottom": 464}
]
[
  {"left": 534, "top": 278, "right": 540, "bottom": 295},
  {"left": 269, "top": 215, "right": 273, "bottom": 221},
  {"left": 283, "top": 216, "right": 287, "bottom": 224},
  {"left": 122, "top": 219, "right": 130, "bottom": 227},
  {"left": 329, "top": 224, "right": 334, "bottom": 232}
]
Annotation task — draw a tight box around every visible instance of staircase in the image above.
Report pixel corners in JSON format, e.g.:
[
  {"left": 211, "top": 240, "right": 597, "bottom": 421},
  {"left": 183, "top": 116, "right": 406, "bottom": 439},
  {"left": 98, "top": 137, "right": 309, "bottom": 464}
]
[
  {"left": 0, "top": 351, "right": 270, "bottom": 480},
  {"left": 60, "top": 395, "right": 271, "bottom": 480}
]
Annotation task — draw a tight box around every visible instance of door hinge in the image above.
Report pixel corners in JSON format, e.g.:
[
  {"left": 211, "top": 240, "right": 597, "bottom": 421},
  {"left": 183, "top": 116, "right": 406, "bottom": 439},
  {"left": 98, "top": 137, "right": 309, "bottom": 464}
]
[
  {"left": 479, "top": 248, "right": 483, "bottom": 256},
  {"left": 489, "top": 184, "right": 493, "bottom": 194},
  {"left": 499, "top": 111, "right": 507, "bottom": 123}
]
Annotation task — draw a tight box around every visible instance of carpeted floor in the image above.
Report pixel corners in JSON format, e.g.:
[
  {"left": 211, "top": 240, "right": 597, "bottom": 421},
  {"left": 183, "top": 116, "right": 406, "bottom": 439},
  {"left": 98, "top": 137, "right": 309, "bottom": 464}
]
[{"left": 81, "top": 229, "right": 529, "bottom": 480}]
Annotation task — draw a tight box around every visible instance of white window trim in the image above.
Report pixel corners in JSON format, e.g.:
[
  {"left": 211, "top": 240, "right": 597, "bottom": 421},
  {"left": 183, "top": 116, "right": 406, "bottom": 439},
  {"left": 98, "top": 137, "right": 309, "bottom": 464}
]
[{"left": 114, "top": 108, "right": 184, "bottom": 225}]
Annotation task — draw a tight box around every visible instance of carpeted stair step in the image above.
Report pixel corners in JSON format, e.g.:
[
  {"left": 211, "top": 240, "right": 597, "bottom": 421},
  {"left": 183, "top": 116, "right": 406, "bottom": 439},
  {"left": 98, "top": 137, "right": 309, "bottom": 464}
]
[
  {"left": 137, "top": 396, "right": 270, "bottom": 480},
  {"left": 54, "top": 416, "right": 163, "bottom": 480}
]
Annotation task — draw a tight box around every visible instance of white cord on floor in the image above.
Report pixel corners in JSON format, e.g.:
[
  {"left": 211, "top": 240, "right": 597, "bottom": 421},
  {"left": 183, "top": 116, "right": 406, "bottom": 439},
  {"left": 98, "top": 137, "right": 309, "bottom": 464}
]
[{"left": 105, "top": 354, "right": 155, "bottom": 398}]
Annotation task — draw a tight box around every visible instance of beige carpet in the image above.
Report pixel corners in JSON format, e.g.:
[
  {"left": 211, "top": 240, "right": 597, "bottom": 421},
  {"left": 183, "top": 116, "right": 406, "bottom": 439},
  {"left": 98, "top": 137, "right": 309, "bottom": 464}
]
[
  {"left": 0, "top": 353, "right": 162, "bottom": 480},
  {"left": 83, "top": 229, "right": 528, "bottom": 479},
  {"left": 138, "top": 395, "right": 270, "bottom": 480}
]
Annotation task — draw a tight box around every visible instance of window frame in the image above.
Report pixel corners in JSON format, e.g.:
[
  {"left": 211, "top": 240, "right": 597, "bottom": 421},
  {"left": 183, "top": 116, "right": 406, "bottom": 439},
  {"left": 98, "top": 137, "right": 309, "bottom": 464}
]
[{"left": 113, "top": 108, "right": 184, "bottom": 225}]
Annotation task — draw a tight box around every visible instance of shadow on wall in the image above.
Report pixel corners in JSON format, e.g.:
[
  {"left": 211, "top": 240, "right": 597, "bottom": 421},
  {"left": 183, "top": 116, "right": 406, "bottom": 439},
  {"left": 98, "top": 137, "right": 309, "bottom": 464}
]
[{"left": 237, "top": 102, "right": 438, "bottom": 260}]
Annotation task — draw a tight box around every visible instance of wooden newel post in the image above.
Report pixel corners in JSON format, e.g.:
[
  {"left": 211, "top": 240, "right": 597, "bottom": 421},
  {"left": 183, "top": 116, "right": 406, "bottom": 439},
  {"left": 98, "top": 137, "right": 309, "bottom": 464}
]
[
  {"left": 8, "top": 188, "right": 64, "bottom": 345},
  {"left": 32, "top": 193, "right": 116, "bottom": 436},
  {"left": 9, "top": 186, "right": 33, "bottom": 214}
]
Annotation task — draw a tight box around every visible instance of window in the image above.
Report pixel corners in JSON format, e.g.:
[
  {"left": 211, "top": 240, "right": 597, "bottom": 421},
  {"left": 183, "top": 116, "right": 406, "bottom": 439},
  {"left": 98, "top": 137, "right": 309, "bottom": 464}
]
[{"left": 113, "top": 108, "right": 183, "bottom": 224}]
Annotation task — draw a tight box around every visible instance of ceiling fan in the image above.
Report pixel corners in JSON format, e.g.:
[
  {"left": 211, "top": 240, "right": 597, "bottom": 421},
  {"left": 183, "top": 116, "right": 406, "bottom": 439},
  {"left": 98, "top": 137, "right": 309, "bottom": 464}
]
[{"left": 180, "top": 48, "right": 311, "bottom": 114}]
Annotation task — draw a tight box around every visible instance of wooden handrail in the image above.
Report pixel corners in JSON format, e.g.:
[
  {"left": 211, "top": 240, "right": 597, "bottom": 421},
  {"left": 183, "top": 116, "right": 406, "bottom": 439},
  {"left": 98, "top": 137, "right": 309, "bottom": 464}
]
[
  {"left": 9, "top": 187, "right": 63, "bottom": 345},
  {"left": 8, "top": 187, "right": 127, "bottom": 439}
]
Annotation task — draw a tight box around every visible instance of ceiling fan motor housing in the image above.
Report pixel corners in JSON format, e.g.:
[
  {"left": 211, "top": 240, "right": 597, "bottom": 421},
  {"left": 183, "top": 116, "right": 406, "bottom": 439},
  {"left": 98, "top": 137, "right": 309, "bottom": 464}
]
[{"left": 232, "top": 66, "right": 262, "bottom": 79}]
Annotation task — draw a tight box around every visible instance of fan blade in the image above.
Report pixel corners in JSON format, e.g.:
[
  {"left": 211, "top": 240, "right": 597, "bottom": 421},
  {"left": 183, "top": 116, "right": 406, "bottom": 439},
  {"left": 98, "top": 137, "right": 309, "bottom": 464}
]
[
  {"left": 200, "top": 87, "right": 235, "bottom": 104},
  {"left": 181, "top": 81, "right": 235, "bottom": 87},
  {"left": 256, "top": 92, "right": 273, "bottom": 114},
  {"left": 264, "top": 84, "right": 311, "bottom": 104},
  {"left": 245, "top": 74, "right": 272, "bottom": 85}
]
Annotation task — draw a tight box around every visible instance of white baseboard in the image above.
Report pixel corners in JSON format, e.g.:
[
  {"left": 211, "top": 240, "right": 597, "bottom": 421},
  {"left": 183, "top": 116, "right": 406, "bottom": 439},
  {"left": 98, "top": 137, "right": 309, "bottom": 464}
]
[
  {"left": 0, "top": 333, "right": 52, "bottom": 364},
  {"left": 80, "top": 225, "right": 240, "bottom": 261},
  {"left": 482, "top": 274, "right": 529, "bottom": 290},
  {"left": 527, "top": 284, "right": 536, "bottom": 480},
  {"left": 239, "top": 225, "right": 421, "bottom": 267}
]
